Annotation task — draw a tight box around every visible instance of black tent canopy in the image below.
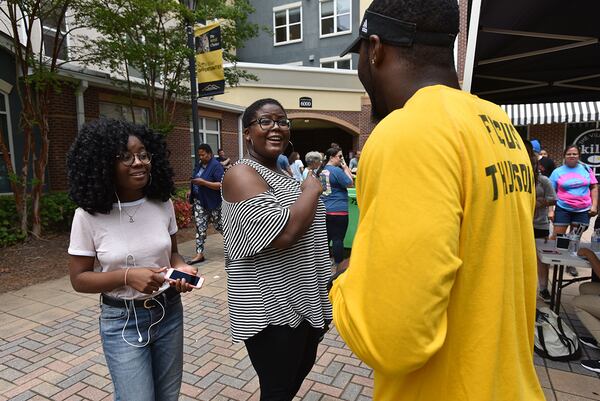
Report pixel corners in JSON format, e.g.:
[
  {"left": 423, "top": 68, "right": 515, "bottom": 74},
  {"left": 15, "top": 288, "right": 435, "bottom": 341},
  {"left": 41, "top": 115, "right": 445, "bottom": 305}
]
[{"left": 463, "top": 0, "right": 600, "bottom": 105}]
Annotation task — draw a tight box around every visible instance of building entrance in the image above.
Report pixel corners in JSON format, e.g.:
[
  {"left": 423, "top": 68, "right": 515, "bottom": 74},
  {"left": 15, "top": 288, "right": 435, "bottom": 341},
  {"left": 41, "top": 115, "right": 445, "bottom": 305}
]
[{"left": 288, "top": 118, "right": 357, "bottom": 162}]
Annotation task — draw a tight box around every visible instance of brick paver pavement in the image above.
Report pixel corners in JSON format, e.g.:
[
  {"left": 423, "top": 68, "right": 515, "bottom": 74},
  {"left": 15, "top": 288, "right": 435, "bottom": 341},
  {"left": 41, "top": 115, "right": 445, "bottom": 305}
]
[{"left": 0, "top": 234, "right": 598, "bottom": 400}]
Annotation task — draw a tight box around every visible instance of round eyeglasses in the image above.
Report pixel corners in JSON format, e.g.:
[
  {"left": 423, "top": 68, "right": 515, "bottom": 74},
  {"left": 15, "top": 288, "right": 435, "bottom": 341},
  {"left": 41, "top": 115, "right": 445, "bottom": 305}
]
[
  {"left": 248, "top": 117, "right": 291, "bottom": 130},
  {"left": 116, "top": 151, "right": 152, "bottom": 167}
]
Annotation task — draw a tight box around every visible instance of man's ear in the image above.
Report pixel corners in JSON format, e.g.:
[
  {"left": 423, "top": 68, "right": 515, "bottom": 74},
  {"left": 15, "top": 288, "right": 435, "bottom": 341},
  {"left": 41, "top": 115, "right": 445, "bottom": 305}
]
[{"left": 368, "top": 34, "right": 384, "bottom": 67}]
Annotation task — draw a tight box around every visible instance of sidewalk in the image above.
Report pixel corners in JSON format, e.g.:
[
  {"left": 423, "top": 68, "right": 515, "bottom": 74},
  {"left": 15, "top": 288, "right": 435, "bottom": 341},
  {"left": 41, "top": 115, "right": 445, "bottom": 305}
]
[{"left": 0, "top": 234, "right": 598, "bottom": 400}]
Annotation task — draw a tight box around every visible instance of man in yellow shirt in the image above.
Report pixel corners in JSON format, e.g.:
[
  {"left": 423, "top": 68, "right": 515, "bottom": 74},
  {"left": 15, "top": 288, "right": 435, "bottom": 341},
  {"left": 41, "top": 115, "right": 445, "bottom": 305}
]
[{"left": 328, "top": 0, "right": 545, "bottom": 399}]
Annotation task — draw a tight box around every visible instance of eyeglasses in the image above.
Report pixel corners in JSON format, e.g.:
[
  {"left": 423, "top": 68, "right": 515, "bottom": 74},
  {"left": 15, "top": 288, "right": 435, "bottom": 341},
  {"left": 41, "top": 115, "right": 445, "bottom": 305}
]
[
  {"left": 248, "top": 117, "right": 291, "bottom": 130},
  {"left": 116, "top": 151, "right": 152, "bottom": 166}
]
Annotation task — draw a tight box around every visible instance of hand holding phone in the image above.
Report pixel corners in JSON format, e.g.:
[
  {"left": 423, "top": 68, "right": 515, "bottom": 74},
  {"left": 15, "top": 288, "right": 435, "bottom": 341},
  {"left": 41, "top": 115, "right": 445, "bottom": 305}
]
[{"left": 164, "top": 268, "right": 204, "bottom": 289}]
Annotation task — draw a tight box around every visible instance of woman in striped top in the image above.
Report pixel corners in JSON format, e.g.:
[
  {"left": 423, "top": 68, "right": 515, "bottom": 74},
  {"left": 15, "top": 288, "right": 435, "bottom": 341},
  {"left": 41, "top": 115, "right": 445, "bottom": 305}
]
[{"left": 221, "top": 98, "right": 333, "bottom": 401}]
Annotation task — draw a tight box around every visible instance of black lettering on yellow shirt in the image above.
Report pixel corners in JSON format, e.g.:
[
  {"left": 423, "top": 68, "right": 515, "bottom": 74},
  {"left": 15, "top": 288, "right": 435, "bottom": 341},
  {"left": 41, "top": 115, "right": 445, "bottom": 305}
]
[
  {"left": 479, "top": 114, "right": 523, "bottom": 151},
  {"left": 485, "top": 160, "right": 533, "bottom": 201}
]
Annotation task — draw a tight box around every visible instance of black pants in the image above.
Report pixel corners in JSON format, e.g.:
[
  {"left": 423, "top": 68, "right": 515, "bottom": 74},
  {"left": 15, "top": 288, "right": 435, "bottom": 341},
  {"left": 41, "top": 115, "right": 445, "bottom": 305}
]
[
  {"left": 326, "top": 214, "right": 349, "bottom": 264},
  {"left": 244, "top": 321, "right": 322, "bottom": 401}
]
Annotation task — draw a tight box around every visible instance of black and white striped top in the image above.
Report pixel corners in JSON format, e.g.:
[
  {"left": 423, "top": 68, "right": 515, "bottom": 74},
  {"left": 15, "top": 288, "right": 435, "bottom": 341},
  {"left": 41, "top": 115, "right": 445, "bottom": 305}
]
[{"left": 221, "top": 159, "right": 333, "bottom": 342}]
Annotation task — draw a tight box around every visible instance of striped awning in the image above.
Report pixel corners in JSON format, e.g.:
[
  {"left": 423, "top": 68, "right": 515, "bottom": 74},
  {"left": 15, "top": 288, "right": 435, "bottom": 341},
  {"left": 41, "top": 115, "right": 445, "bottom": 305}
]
[{"left": 501, "top": 101, "right": 600, "bottom": 126}]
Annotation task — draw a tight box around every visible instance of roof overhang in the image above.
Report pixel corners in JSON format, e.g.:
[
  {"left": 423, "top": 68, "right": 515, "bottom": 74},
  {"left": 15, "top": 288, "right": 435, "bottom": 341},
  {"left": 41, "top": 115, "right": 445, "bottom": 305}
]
[{"left": 463, "top": 0, "right": 600, "bottom": 105}]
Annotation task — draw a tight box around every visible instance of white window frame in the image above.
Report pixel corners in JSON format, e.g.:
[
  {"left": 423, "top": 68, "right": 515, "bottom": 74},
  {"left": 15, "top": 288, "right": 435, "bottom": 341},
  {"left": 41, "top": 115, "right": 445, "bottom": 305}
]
[
  {"left": 273, "top": 2, "right": 303, "bottom": 46},
  {"left": 41, "top": 13, "right": 70, "bottom": 60},
  {"left": 0, "top": 90, "right": 15, "bottom": 194},
  {"left": 190, "top": 117, "right": 221, "bottom": 159},
  {"left": 319, "top": 0, "right": 352, "bottom": 39},
  {"left": 320, "top": 54, "right": 352, "bottom": 70}
]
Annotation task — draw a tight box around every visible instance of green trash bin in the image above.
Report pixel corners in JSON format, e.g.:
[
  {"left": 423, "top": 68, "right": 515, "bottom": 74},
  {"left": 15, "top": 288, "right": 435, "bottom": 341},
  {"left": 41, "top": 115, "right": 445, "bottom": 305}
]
[{"left": 344, "top": 188, "right": 358, "bottom": 248}]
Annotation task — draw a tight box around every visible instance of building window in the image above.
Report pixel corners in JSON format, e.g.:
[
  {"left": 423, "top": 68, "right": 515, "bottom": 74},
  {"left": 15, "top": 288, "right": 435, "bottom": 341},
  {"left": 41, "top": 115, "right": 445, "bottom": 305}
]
[
  {"left": 41, "top": 13, "right": 69, "bottom": 60},
  {"left": 0, "top": 91, "right": 14, "bottom": 193},
  {"left": 273, "top": 2, "right": 302, "bottom": 46},
  {"left": 320, "top": 55, "right": 352, "bottom": 70},
  {"left": 320, "top": 0, "right": 351, "bottom": 37},
  {"left": 99, "top": 102, "right": 149, "bottom": 125},
  {"left": 190, "top": 117, "right": 221, "bottom": 164}
]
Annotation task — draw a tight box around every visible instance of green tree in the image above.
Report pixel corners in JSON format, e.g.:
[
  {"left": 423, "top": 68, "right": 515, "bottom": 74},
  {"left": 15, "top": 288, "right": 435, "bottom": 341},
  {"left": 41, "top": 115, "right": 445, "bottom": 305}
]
[
  {"left": 0, "top": 0, "right": 78, "bottom": 238},
  {"left": 75, "top": 0, "right": 259, "bottom": 134}
]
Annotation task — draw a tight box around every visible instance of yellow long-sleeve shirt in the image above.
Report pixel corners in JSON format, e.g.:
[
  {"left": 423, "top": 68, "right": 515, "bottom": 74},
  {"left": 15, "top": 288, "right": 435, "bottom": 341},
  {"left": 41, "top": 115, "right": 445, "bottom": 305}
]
[{"left": 330, "top": 85, "right": 544, "bottom": 400}]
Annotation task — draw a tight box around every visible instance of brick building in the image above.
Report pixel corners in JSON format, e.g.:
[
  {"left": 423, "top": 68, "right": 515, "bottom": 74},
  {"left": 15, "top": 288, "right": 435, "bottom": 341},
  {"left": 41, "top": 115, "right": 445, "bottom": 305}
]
[
  {"left": 2, "top": 0, "right": 598, "bottom": 195},
  {"left": 0, "top": 40, "right": 244, "bottom": 193}
]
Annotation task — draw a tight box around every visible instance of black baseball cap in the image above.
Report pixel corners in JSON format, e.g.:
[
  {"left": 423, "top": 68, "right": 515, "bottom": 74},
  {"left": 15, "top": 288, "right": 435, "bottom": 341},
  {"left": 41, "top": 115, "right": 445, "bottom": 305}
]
[{"left": 340, "top": 9, "right": 458, "bottom": 56}]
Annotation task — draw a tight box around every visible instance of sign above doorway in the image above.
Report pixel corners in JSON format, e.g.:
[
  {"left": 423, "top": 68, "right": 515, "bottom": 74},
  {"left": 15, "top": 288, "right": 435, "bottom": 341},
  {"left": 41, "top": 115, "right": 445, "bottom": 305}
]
[{"left": 299, "top": 97, "right": 312, "bottom": 108}]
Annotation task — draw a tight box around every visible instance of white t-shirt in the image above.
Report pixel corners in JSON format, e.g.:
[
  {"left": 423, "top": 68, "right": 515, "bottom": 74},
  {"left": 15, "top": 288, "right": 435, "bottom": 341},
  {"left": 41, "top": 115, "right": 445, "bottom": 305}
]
[
  {"left": 291, "top": 159, "right": 304, "bottom": 182},
  {"left": 68, "top": 198, "right": 178, "bottom": 299}
]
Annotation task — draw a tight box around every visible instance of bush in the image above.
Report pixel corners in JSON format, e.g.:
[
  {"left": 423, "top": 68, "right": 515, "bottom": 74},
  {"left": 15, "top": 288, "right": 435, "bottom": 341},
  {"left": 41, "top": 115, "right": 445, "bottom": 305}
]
[
  {"left": 0, "top": 192, "right": 77, "bottom": 247},
  {"left": 172, "top": 187, "right": 193, "bottom": 229},
  {"left": 40, "top": 192, "right": 77, "bottom": 232},
  {"left": 0, "top": 196, "right": 26, "bottom": 247}
]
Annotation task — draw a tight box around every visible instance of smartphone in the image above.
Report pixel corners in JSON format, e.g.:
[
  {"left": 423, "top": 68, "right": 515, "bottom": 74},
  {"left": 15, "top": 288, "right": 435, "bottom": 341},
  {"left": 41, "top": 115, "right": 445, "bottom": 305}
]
[
  {"left": 164, "top": 268, "right": 204, "bottom": 289},
  {"left": 555, "top": 235, "right": 570, "bottom": 250}
]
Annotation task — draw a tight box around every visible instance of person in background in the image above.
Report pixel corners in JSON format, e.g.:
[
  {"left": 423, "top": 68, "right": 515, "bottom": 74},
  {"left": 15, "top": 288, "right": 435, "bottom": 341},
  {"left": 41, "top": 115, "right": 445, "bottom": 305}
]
[
  {"left": 524, "top": 140, "right": 556, "bottom": 303},
  {"left": 317, "top": 147, "right": 354, "bottom": 268},
  {"left": 189, "top": 144, "right": 224, "bottom": 264},
  {"left": 221, "top": 98, "right": 332, "bottom": 400},
  {"left": 531, "top": 139, "right": 541, "bottom": 155},
  {"left": 216, "top": 148, "right": 232, "bottom": 170},
  {"left": 288, "top": 151, "right": 304, "bottom": 182},
  {"left": 303, "top": 151, "right": 324, "bottom": 181},
  {"left": 549, "top": 145, "right": 598, "bottom": 276},
  {"left": 327, "top": 0, "right": 545, "bottom": 399},
  {"left": 67, "top": 118, "right": 198, "bottom": 401},
  {"left": 277, "top": 153, "right": 293, "bottom": 177},
  {"left": 574, "top": 247, "right": 600, "bottom": 373},
  {"left": 348, "top": 150, "right": 361, "bottom": 174},
  {"left": 538, "top": 148, "right": 556, "bottom": 178}
]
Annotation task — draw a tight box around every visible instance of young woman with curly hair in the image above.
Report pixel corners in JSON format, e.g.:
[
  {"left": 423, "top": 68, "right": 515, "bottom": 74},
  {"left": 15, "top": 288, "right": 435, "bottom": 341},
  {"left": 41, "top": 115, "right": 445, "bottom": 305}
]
[{"left": 66, "top": 118, "right": 199, "bottom": 401}]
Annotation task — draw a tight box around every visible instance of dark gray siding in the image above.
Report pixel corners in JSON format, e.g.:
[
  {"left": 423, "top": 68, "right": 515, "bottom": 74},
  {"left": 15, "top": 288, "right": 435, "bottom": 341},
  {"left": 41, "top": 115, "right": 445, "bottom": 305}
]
[{"left": 238, "top": 0, "right": 360, "bottom": 69}]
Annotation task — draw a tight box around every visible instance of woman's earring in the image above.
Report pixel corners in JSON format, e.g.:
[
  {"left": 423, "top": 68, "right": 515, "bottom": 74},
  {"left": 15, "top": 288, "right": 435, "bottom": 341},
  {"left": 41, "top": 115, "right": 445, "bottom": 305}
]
[
  {"left": 285, "top": 140, "right": 295, "bottom": 154},
  {"left": 147, "top": 172, "right": 152, "bottom": 187}
]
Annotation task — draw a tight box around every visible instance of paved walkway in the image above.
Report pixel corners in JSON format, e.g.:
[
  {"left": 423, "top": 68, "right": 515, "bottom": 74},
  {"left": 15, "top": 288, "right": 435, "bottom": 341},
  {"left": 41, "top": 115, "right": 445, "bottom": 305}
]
[{"left": 0, "top": 235, "right": 598, "bottom": 400}]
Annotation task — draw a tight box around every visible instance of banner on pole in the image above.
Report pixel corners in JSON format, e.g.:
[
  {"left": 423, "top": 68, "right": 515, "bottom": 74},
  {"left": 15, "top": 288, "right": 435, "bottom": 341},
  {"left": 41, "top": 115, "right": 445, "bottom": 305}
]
[{"left": 194, "top": 22, "right": 224, "bottom": 97}]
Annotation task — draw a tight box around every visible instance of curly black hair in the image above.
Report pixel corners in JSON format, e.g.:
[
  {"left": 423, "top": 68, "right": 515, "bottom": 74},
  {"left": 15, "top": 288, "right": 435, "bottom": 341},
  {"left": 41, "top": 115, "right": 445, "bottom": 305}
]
[
  {"left": 67, "top": 118, "right": 175, "bottom": 214},
  {"left": 242, "top": 98, "right": 285, "bottom": 129}
]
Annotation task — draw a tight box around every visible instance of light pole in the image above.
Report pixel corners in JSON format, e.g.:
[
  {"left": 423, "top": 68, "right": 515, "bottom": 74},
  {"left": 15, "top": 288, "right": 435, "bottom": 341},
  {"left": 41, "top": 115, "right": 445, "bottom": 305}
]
[{"left": 180, "top": 0, "right": 200, "bottom": 150}]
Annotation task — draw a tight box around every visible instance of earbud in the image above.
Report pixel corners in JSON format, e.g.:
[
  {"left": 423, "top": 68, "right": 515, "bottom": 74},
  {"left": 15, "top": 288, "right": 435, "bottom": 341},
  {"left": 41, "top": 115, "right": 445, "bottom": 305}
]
[
  {"left": 115, "top": 192, "right": 122, "bottom": 212},
  {"left": 138, "top": 336, "right": 143, "bottom": 343}
]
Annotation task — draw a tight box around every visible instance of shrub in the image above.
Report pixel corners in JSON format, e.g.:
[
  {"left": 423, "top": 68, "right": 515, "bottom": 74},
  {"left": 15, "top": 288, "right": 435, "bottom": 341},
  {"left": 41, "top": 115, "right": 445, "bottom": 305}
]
[
  {"left": 40, "top": 192, "right": 77, "bottom": 232},
  {"left": 0, "top": 196, "right": 26, "bottom": 247},
  {"left": 172, "top": 187, "right": 193, "bottom": 229},
  {"left": 0, "top": 192, "right": 77, "bottom": 247}
]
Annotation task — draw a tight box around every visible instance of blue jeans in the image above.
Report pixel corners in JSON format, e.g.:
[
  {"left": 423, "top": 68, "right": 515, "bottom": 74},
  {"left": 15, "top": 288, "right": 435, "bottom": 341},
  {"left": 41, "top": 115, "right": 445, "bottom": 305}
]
[
  {"left": 326, "top": 214, "right": 349, "bottom": 264},
  {"left": 99, "top": 294, "right": 183, "bottom": 401},
  {"left": 553, "top": 204, "right": 590, "bottom": 227}
]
